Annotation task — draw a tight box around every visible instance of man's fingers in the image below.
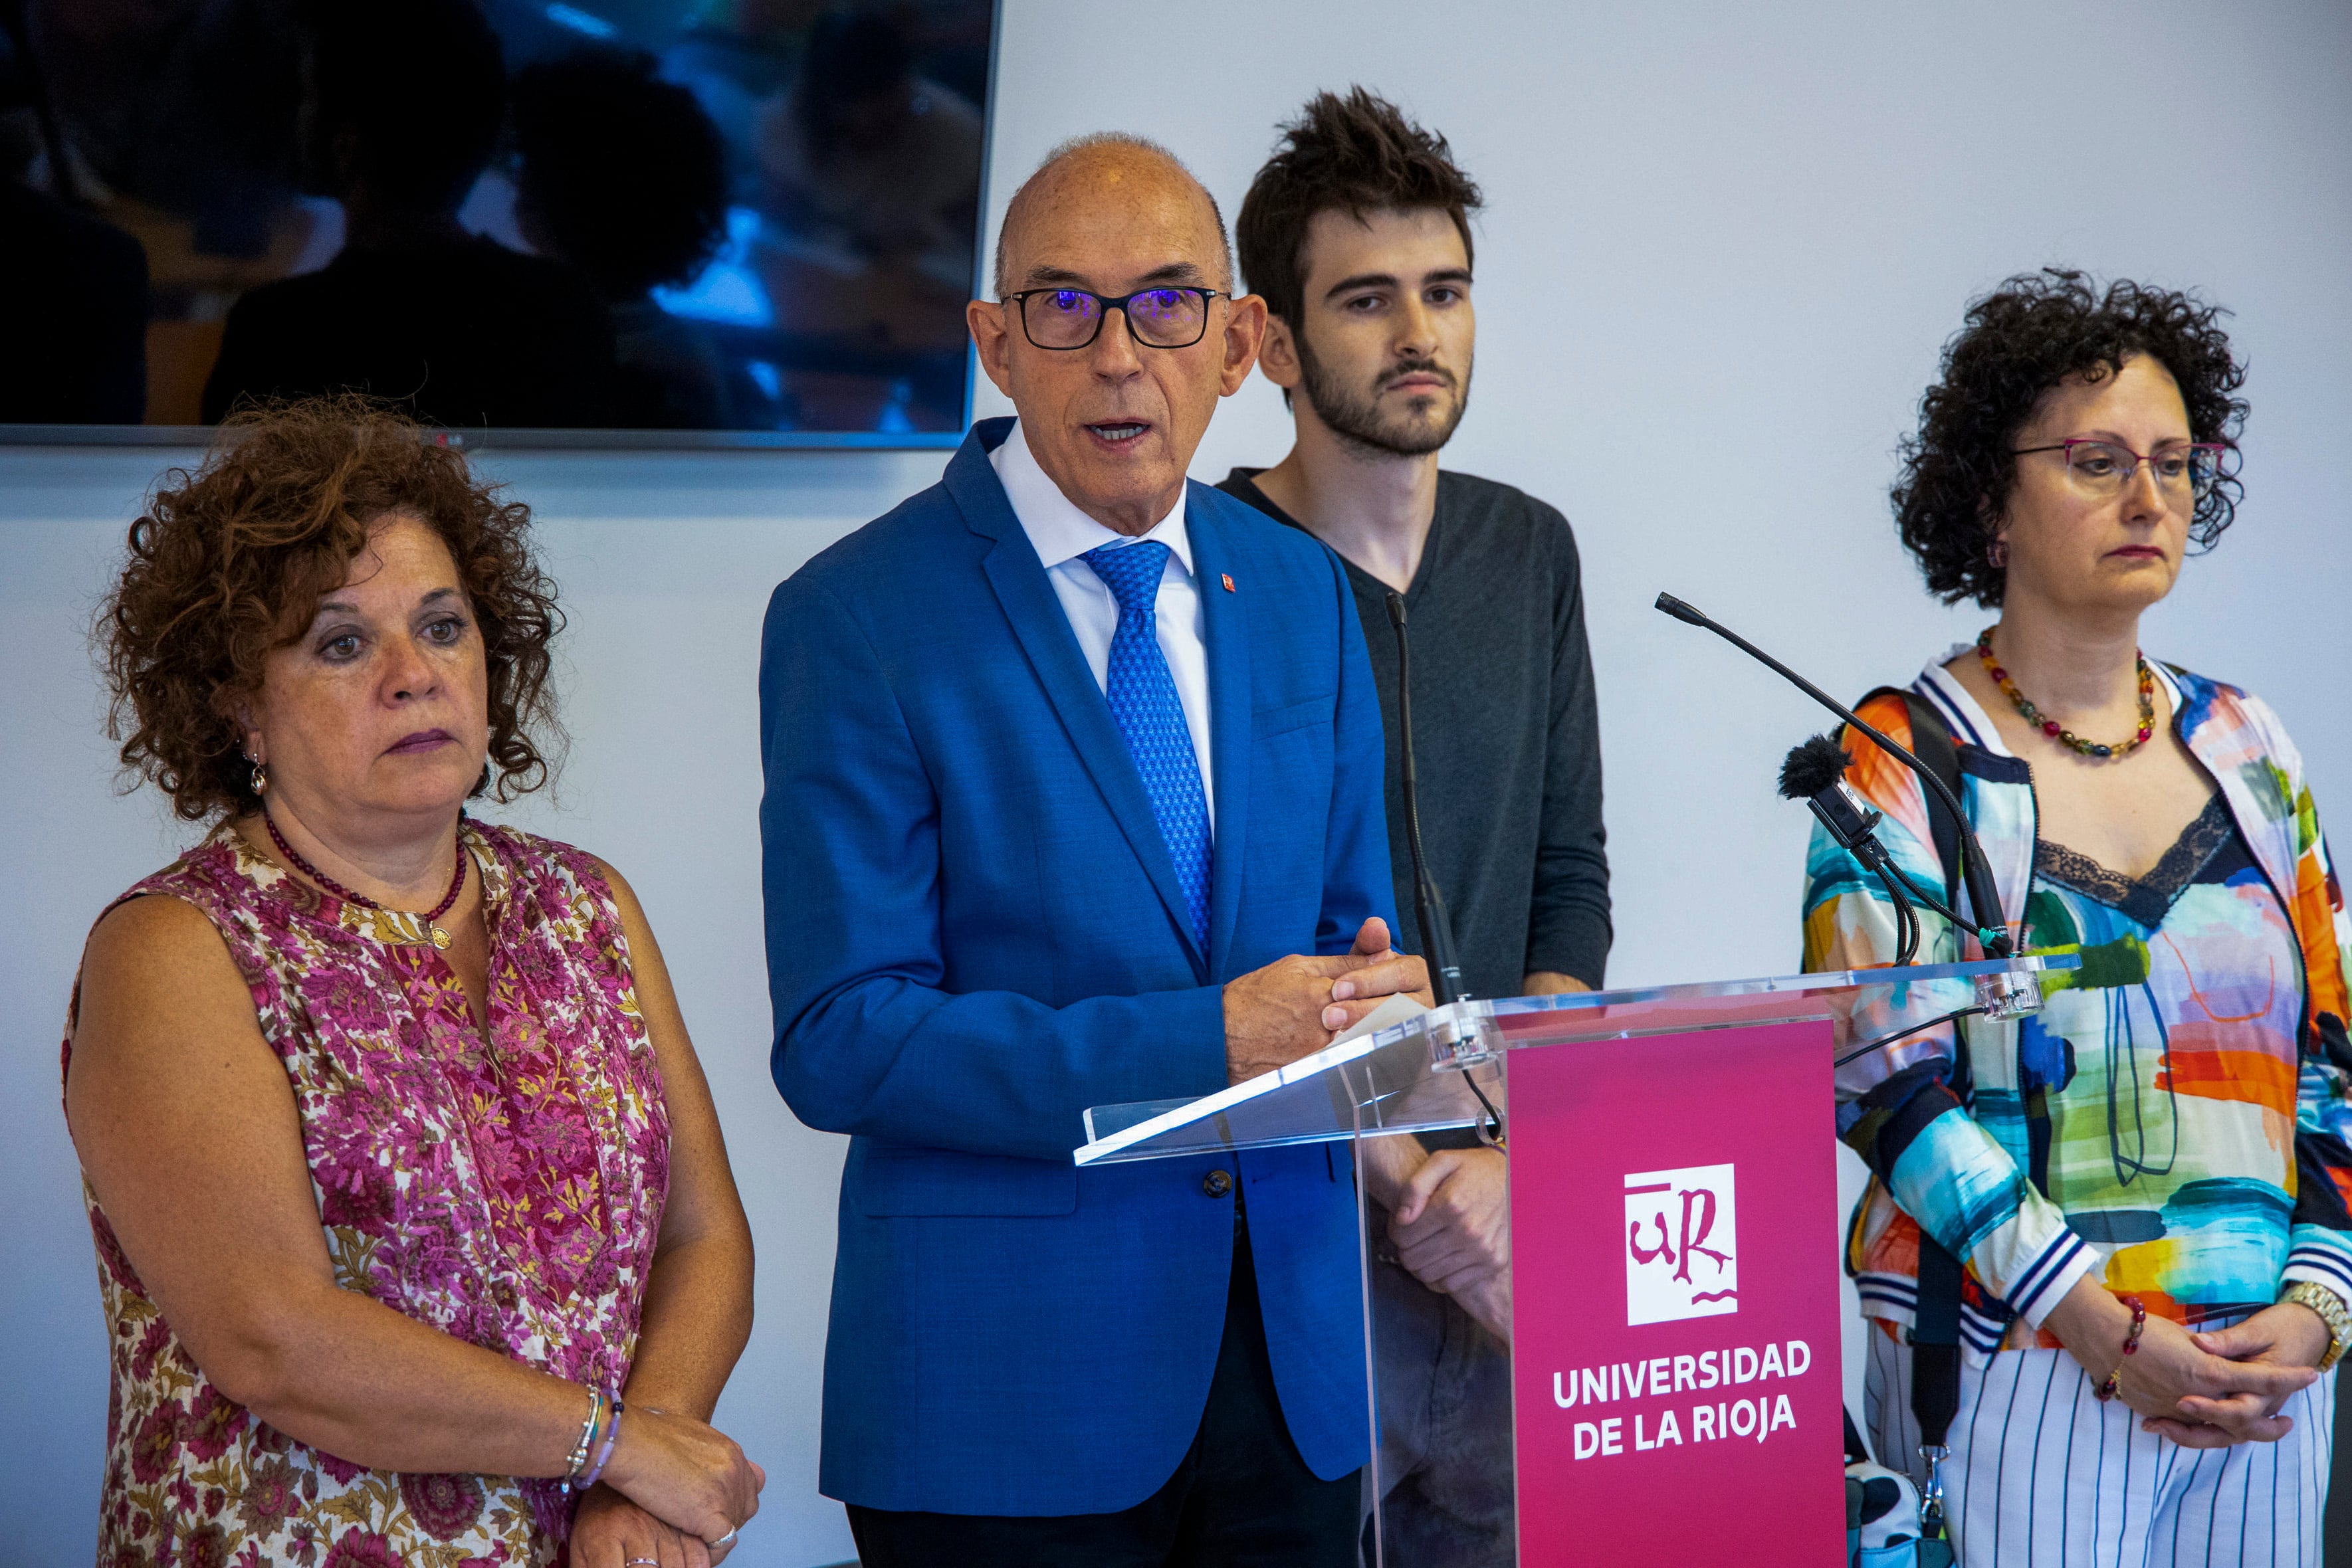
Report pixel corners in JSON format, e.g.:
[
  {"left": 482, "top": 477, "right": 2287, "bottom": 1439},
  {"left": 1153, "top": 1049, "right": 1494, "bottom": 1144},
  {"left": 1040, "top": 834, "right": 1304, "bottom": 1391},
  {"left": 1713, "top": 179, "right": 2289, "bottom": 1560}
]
[
  {"left": 1400, "top": 1239, "right": 1482, "bottom": 1284},
  {"left": 1424, "top": 1262, "right": 1501, "bottom": 1300},
  {"left": 1295, "top": 951, "right": 1386, "bottom": 981},
  {"left": 1393, "top": 1219, "right": 1473, "bottom": 1264},
  {"left": 1321, "top": 996, "right": 1400, "bottom": 1032},
  {"left": 1391, "top": 1192, "right": 1469, "bottom": 1245},
  {"left": 1353, "top": 916, "right": 1393, "bottom": 956},
  {"left": 1419, "top": 1262, "right": 1513, "bottom": 1339},
  {"left": 1332, "top": 953, "right": 1429, "bottom": 1003},
  {"left": 1390, "top": 1150, "right": 1459, "bottom": 1225},
  {"left": 1395, "top": 1208, "right": 1495, "bottom": 1275}
]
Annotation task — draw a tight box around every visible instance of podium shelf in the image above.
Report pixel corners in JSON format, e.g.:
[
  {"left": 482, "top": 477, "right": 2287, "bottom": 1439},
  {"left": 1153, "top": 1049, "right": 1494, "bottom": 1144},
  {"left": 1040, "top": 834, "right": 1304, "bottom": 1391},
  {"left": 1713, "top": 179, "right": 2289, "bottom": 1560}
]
[{"left": 1075, "top": 955, "right": 2076, "bottom": 1166}]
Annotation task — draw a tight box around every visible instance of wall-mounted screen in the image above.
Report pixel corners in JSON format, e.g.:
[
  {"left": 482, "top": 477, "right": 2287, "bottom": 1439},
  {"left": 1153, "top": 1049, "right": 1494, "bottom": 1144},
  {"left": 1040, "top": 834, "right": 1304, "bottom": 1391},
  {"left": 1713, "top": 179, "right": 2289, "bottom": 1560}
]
[{"left": 0, "top": 0, "right": 997, "bottom": 446}]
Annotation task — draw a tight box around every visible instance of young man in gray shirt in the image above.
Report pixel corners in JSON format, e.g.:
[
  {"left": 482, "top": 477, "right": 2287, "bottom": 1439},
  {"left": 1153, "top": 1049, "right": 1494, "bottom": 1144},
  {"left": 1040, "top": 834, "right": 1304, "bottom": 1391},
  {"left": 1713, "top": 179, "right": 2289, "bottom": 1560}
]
[{"left": 1218, "top": 89, "right": 1610, "bottom": 1567}]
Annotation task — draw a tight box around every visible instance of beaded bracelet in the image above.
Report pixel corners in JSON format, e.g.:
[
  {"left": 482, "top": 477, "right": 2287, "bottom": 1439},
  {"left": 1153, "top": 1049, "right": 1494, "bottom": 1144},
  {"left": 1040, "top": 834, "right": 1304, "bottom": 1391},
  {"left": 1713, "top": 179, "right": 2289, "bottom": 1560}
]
[
  {"left": 573, "top": 1394, "right": 625, "bottom": 1493},
  {"left": 562, "top": 1386, "right": 604, "bottom": 1482},
  {"left": 2093, "top": 1294, "right": 2148, "bottom": 1402}
]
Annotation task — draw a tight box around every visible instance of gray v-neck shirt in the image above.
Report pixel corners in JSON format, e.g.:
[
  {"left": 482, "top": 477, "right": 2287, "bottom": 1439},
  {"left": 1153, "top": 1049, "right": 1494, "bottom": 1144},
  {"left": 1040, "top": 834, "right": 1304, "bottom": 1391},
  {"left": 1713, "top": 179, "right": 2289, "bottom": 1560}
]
[{"left": 1218, "top": 468, "right": 1612, "bottom": 996}]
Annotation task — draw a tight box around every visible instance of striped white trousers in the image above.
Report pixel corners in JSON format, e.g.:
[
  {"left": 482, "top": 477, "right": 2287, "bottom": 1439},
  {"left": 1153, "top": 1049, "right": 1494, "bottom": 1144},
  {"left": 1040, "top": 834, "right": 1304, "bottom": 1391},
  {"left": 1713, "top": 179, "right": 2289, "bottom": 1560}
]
[{"left": 1864, "top": 1325, "right": 2335, "bottom": 1567}]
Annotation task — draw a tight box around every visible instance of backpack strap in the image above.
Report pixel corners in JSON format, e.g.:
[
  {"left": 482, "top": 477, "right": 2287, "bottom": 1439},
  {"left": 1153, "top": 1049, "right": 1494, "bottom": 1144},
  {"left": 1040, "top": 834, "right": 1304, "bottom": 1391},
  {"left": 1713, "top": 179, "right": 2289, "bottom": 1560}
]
[
  {"left": 1856, "top": 686, "right": 1968, "bottom": 1534},
  {"left": 1855, "top": 686, "right": 1978, "bottom": 1108},
  {"left": 1864, "top": 687, "right": 2050, "bottom": 1192},
  {"left": 1859, "top": 686, "right": 1965, "bottom": 916}
]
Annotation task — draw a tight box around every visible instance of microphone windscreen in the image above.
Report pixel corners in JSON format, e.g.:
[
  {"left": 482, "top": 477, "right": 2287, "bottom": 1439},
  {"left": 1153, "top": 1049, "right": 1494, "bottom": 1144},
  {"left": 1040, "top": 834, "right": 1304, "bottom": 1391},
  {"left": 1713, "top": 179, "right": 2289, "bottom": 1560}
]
[{"left": 1778, "top": 734, "right": 1853, "bottom": 801}]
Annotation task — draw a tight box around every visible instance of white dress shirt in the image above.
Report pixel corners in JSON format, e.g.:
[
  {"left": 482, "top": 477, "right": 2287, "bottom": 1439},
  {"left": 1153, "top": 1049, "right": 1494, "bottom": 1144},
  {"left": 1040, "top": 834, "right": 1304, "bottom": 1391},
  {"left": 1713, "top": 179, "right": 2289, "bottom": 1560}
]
[{"left": 990, "top": 419, "right": 1216, "bottom": 831}]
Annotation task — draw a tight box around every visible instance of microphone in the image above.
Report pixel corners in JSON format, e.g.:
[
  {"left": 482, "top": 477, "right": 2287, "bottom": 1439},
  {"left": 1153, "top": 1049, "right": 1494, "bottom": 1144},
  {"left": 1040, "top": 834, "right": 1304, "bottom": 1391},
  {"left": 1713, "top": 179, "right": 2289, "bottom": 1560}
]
[
  {"left": 1779, "top": 734, "right": 1884, "bottom": 854},
  {"left": 1656, "top": 593, "right": 2013, "bottom": 958},
  {"left": 1780, "top": 732, "right": 1923, "bottom": 965},
  {"left": 1385, "top": 591, "right": 1465, "bottom": 1006},
  {"left": 1780, "top": 734, "right": 1992, "bottom": 967}
]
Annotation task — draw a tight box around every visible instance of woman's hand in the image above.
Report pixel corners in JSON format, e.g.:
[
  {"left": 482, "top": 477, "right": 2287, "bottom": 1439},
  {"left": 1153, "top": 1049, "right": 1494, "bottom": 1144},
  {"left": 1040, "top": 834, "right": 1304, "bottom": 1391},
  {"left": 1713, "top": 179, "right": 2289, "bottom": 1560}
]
[
  {"left": 2043, "top": 1278, "right": 2318, "bottom": 1447},
  {"left": 597, "top": 1407, "right": 763, "bottom": 1551},
  {"left": 2107, "top": 1315, "right": 2306, "bottom": 1445},
  {"left": 2152, "top": 1303, "right": 2337, "bottom": 1444},
  {"left": 570, "top": 1484, "right": 736, "bottom": 1568}
]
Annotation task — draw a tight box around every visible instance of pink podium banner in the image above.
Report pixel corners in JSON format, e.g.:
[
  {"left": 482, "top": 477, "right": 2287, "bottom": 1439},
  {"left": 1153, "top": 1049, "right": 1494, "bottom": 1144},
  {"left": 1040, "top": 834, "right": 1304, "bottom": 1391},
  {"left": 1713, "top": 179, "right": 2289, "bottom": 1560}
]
[{"left": 1509, "top": 1019, "right": 1846, "bottom": 1564}]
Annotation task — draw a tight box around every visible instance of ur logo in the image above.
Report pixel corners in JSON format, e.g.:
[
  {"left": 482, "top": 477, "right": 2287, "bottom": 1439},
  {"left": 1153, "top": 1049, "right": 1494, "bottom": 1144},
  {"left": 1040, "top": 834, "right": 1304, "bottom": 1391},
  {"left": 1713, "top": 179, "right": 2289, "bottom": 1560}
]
[{"left": 1624, "top": 1163, "right": 1738, "bottom": 1325}]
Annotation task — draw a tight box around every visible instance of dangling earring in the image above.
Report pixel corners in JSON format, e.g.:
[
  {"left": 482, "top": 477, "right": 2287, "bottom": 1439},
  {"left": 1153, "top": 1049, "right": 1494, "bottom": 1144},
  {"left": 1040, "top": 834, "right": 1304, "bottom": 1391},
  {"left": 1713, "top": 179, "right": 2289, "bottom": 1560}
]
[
  {"left": 1986, "top": 536, "right": 2010, "bottom": 569},
  {"left": 247, "top": 751, "right": 268, "bottom": 795}
]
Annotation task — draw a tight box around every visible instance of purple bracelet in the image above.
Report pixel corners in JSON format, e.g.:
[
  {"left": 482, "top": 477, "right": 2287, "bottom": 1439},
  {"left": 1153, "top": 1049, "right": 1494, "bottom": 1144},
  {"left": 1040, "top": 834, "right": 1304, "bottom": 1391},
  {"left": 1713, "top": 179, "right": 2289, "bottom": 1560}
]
[{"left": 572, "top": 1392, "right": 624, "bottom": 1493}]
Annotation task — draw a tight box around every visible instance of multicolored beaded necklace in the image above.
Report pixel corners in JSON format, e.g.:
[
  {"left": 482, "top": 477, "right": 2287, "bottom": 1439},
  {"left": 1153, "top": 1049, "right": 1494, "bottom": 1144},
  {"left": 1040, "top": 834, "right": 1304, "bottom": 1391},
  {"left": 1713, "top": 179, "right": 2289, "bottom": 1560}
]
[
  {"left": 1976, "top": 627, "right": 2156, "bottom": 761},
  {"left": 263, "top": 808, "right": 470, "bottom": 949}
]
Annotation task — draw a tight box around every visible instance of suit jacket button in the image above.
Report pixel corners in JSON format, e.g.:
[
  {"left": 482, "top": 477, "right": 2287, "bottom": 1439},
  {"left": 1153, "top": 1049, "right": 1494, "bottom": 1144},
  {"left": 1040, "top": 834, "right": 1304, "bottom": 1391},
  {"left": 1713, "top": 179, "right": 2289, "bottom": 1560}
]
[{"left": 1202, "top": 1169, "right": 1233, "bottom": 1198}]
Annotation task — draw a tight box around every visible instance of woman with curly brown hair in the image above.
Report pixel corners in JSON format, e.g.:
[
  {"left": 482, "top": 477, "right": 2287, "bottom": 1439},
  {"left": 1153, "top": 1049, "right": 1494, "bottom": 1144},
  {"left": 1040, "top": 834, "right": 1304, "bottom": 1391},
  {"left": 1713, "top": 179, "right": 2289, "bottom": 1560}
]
[
  {"left": 1802, "top": 271, "right": 2352, "bottom": 1561},
  {"left": 68, "top": 397, "right": 763, "bottom": 1567}
]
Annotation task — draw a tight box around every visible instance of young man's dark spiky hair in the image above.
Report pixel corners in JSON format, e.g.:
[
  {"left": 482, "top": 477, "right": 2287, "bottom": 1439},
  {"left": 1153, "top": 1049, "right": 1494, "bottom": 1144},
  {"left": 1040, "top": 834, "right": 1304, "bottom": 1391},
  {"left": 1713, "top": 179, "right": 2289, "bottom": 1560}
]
[{"left": 1235, "top": 88, "right": 1483, "bottom": 330}]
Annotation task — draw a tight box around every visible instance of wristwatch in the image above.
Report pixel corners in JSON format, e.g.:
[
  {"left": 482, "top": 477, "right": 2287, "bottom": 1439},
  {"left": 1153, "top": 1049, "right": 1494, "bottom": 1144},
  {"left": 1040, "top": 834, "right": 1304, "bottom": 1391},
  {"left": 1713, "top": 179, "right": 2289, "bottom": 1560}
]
[{"left": 2280, "top": 1280, "right": 2352, "bottom": 1372}]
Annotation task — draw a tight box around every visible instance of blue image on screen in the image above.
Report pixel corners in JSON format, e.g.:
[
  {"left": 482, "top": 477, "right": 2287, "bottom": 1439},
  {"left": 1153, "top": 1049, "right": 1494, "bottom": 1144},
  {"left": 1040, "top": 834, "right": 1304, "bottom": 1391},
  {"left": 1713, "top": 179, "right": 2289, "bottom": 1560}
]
[{"left": 0, "top": 0, "right": 994, "bottom": 441}]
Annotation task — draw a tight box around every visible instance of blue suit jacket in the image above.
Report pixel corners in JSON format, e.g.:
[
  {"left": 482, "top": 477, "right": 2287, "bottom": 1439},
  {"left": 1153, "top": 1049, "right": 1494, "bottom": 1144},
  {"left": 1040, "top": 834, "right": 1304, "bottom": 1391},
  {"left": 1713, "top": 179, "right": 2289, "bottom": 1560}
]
[{"left": 758, "top": 419, "right": 1396, "bottom": 1514}]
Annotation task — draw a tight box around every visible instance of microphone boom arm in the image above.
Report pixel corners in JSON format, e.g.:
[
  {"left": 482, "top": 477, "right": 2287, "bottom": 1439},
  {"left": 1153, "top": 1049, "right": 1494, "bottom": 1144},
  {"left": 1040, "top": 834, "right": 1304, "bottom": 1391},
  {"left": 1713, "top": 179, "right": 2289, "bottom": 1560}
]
[{"left": 1655, "top": 592, "right": 2013, "bottom": 957}]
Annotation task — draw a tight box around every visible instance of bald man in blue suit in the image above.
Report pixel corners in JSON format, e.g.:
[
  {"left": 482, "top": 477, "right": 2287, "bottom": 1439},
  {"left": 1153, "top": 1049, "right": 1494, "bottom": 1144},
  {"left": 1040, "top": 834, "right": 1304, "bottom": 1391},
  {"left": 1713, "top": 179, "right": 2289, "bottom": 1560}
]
[{"left": 758, "top": 134, "right": 1427, "bottom": 1566}]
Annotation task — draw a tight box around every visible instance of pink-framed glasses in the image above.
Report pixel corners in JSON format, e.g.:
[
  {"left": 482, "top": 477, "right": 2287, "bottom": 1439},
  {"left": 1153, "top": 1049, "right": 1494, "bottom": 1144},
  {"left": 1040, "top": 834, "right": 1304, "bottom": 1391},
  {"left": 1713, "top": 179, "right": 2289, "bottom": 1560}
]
[{"left": 2012, "top": 439, "right": 2228, "bottom": 499}]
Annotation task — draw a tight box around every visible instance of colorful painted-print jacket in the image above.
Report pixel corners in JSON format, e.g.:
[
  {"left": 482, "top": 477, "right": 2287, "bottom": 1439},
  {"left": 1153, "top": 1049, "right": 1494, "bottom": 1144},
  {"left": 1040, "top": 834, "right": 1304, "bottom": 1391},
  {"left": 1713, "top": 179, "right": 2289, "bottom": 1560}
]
[{"left": 1802, "top": 653, "right": 2352, "bottom": 1359}]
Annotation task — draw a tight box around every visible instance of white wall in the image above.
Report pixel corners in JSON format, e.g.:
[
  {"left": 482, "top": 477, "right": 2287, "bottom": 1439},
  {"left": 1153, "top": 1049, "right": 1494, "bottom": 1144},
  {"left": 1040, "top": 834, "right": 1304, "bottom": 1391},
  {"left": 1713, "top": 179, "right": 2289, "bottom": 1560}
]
[
  {"left": 2, "top": 446, "right": 943, "bottom": 1567},
  {"left": 6, "top": 1, "right": 2350, "bottom": 1561}
]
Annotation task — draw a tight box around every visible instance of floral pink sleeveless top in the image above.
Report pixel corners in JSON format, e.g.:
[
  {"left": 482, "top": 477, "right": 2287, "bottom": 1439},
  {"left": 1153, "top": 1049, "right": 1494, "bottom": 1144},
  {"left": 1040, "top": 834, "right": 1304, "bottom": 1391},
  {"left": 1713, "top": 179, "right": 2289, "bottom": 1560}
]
[{"left": 66, "top": 821, "right": 671, "bottom": 1567}]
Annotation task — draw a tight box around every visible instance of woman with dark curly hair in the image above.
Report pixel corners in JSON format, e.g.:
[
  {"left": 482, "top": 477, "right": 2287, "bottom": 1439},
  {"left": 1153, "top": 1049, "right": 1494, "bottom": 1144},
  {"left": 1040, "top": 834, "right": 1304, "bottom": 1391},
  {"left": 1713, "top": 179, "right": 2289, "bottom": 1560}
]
[
  {"left": 67, "top": 397, "right": 764, "bottom": 1565},
  {"left": 1803, "top": 271, "right": 2352, "bottom": 1562}
]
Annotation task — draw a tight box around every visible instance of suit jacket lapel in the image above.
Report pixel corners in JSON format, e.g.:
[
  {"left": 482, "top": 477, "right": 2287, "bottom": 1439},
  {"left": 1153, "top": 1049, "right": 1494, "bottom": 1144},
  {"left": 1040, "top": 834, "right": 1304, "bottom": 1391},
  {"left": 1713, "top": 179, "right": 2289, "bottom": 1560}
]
[
  {"left": 950, "top": 425, "right": 1209, "bottom": 975},
  {"left": 1188, "top": 485, "right": 1249, "bottom": 975}
]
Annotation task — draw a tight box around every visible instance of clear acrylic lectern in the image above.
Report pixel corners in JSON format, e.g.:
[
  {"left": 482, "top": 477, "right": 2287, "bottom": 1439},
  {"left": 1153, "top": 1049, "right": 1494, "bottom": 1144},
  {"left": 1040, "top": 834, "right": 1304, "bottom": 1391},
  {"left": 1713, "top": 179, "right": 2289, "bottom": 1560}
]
[{"left": 1075, "top": 955, "right": 2076, "bottom": 1567}]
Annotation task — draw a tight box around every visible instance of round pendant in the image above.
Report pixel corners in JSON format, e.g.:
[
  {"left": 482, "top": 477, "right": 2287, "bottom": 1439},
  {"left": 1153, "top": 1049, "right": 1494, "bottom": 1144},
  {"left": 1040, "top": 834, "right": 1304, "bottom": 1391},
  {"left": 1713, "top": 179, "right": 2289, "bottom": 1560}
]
[{"left": 431, "top": 925, "right": 453, "bottom": 950}]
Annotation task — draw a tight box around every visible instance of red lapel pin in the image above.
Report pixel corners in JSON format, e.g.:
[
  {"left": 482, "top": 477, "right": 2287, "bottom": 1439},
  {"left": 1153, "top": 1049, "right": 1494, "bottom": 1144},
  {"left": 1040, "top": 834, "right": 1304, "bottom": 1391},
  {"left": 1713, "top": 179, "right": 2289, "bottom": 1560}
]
[{"left": 1221, "top": 573, "right": 1235, "bottom": 593}]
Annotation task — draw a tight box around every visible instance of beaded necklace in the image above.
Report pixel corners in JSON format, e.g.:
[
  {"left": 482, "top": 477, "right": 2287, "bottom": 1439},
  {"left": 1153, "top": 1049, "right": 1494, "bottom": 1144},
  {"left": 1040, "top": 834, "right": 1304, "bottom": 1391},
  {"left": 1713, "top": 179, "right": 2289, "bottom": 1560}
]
[
  {"left": 263, "top": 809, "right": 471, "bottom": 949},
  {"left": 1975, "top": 627, "right": 2155, "bottom": 761}
]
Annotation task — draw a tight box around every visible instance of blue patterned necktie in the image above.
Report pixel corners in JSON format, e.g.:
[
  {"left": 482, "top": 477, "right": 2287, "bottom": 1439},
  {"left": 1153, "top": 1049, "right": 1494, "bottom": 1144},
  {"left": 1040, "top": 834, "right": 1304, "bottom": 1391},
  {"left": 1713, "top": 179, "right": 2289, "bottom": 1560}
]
[{"left": 1082, "top": 539, "right": 1211, "bottom": 951}]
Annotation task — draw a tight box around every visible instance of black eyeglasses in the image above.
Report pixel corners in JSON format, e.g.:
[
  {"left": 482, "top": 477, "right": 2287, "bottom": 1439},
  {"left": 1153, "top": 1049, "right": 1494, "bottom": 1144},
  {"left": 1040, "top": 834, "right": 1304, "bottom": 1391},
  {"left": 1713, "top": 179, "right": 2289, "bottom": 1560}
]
[{"left": 1002, "top": 286, "right": 1227, "bottom": 350}]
